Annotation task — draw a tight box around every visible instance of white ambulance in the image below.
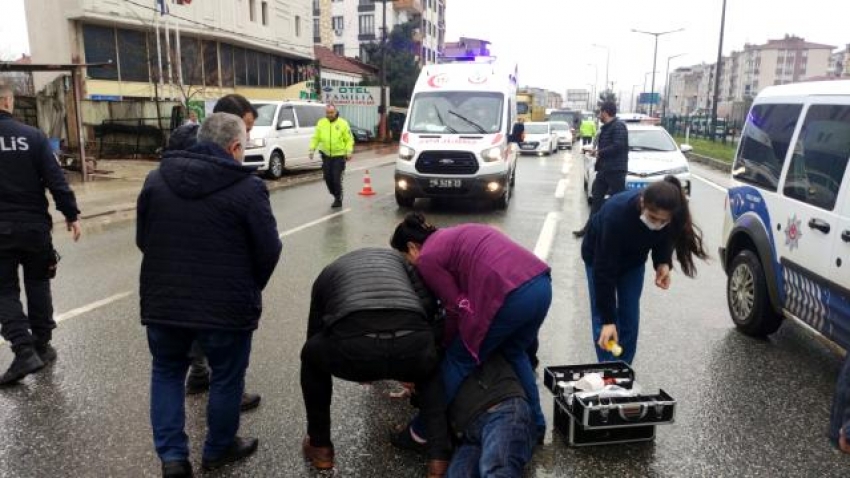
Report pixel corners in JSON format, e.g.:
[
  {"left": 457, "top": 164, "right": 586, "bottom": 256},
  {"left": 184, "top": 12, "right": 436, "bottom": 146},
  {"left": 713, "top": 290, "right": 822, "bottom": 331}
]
[{"left": 394, "top": 56, "right": 519, "bottom": 209}]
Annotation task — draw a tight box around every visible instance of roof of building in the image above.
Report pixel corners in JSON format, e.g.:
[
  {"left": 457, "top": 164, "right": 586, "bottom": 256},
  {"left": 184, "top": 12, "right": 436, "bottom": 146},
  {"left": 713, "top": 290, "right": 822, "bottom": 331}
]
[
  {"left": 754, "top": 35, "right": 836, "bottom": 51},
  {"left": 314, "top": 46, "right": 378, "bottom": 77}
]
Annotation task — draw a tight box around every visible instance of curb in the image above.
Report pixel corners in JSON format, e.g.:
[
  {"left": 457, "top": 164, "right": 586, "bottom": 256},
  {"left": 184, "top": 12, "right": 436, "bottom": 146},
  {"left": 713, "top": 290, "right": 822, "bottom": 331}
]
[
  {"left": 71, "top": 155, "right": 398, "bottom": 229},
  {"left": 686, "top": 152, "right": 732, "bottom": 173}
]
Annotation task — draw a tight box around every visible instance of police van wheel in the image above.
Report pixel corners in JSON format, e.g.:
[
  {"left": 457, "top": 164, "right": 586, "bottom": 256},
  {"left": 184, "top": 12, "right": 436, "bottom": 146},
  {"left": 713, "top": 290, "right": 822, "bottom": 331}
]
[
  {"left": 494, "top": 185, "right": 511, "bottom": 210},
  {"left": 727, "top": 250, "right": 783, "bottom": 337},
  {"left": 266, "top": 152, "right": 285, "bottom": 180}
]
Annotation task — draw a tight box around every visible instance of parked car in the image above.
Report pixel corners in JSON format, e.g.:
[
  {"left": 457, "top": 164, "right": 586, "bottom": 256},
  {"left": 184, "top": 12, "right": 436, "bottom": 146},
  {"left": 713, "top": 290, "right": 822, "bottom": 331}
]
[
  {"left": 549, "top": 121, "right": 573, "bottom": 150},
  {"left": 519, "top": 122, "right": 558, "bottom": 155},
  {"left": 244, "top": 100, "right": 326, "bottom": 179},
  {"left": 350, "top": 125, "right": 374, "bottom": 143},
  {"left": 582, "top": 124, "right": 692, "bottom": 203},
  {"left": 719, "top": 80, "right": 850, "bottom": 351}
]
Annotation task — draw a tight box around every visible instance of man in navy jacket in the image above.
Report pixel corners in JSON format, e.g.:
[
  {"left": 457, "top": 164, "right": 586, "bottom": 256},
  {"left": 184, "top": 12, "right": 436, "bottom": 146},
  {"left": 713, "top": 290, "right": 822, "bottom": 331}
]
[
  {"left": 137, "top": 113, "right": 282, "bottom": 477},
  {"left": 0, "top": 80, "right": 80, "bottom": 385}
]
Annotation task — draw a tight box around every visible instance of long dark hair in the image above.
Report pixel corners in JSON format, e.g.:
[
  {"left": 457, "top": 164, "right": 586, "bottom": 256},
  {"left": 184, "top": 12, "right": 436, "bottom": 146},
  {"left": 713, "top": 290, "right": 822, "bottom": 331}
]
[
  {"left": 390, "top": 213, "right": 438, "bottom": 252},
  {"left": 642, "top": 176, "right": 709, "bottom": 277}
]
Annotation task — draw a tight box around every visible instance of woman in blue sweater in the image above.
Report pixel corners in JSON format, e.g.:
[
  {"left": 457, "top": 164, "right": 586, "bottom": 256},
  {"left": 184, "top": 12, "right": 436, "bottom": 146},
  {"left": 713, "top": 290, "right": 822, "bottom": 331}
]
[{"left": 582, "top": 176, "right": 708, "bottom": 364}]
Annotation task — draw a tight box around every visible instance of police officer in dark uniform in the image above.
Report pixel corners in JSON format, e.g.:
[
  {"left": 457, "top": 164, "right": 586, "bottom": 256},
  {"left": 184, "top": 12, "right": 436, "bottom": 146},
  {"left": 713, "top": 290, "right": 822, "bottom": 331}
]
[{"left": 0, "top": 81, "right": 81, "bottom": 385}]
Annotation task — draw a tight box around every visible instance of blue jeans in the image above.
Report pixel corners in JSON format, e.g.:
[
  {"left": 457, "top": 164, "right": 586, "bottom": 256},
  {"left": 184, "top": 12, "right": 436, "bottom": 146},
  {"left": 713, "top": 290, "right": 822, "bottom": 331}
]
[
  {"left": 442, "top": 273, "right": 552, "bottom": 431},
  {"left": 447, "top": 397, "right": 536, "bottom": 478},
  {"left": 585, "top": 263, "right": 645, "bottom": 365},
  {"left": 830, "top": 353, "right": 850, "bottom": 447},
  {"left": 147, "top": 325, "right": 253, "bottom": 462}
]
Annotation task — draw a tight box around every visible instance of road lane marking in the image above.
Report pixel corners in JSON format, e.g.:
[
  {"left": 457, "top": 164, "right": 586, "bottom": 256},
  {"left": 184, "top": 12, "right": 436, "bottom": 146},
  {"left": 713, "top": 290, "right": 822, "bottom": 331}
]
[
  {"left": 561, "top": 163, "right": 572, "bottom": 175},
  {"left": 554, "top": 179, "right": 567, "bottom": 199},
  {"left": 533, "top": 212, "right": 561, "bottom": 262},
  {"left": 55, "top": 291, "right": 134, "bottom": 323},
  {"left": 279, "top": 209, "right": 351, "bottom": 238},
  {"left": 692, "top": 173, "right": 728, "bottom": 193}
]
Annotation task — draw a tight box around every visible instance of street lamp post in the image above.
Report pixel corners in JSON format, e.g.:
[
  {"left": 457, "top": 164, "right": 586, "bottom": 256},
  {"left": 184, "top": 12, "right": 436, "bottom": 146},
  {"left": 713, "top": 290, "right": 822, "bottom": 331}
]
[
  {"left": 631, "top": 28, "right": 684, "bottom": 117},
  {"left": 592, "top": 43, "right": 610, "bottom": 93},
  {"left": 711, "top": 0, "right": 728, "bottom": 141},
  {"left": 663, "top": 53, "right": 685, "bottom": 119},
  {"left": 586, "top": 83, "right": 596, "bottom": 110},
  {"left": 631, "top": 84, "right": 641, "bottom": 113},
  {"left": 378, "top": 0, "right": 389, "bottom": 141},
  {"left": 587, "top": 63, "right": 598, "bottom": 104}
]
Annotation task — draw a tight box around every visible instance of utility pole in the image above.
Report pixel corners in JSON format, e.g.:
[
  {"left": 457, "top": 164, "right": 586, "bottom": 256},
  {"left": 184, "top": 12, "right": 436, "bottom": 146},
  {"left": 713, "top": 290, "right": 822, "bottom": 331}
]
[
  {"left": 711, "top": 0, "right": 728, "bottom": 141},
  {"left": 592, "top": 44, "right": 610, "bottom": 94},
  {"left": 631, "top": 28, "right": 684, "bottom": 117},
  {"left": 378, "top": 0, "right": 389, "bottom": 141},
  {"left": 663, "top": 53, "right": 685, "bottom": 119}
]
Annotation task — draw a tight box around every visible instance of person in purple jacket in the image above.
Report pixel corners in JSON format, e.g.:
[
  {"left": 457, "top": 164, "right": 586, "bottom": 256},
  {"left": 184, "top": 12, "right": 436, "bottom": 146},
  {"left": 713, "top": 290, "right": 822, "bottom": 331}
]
[{"left": 390, "top": 213, "right": 552, "bottom": 437}]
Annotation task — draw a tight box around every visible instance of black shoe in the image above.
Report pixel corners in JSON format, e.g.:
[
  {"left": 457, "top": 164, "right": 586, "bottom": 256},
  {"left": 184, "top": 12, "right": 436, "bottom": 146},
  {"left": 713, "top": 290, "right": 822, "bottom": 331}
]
[
  {"left": 331, "top": 198, "right": 342, "bottom": 208},
  {"left": 35, "top": 343, "right": 57, "bottom": 364},
  {"left": 572, "top": 228, "right": 586, "bottom": 238},
  {"left": 240, "top": 392, "right": 261, "bottom": 412},
  {"left": 201, "top": 436, "right": 259, "bottom": 471},
  {"left": 162, "top": 460, "right": 193, "bottom": 478},
  {"left": 0, "top": 348, "right": 45, "bottom": 386},
  {"left": 390, "top": 425, "right": 427, "bottom": 454},
  {"left": 185, "top": 367, "right": 210, "bottom": 395}
]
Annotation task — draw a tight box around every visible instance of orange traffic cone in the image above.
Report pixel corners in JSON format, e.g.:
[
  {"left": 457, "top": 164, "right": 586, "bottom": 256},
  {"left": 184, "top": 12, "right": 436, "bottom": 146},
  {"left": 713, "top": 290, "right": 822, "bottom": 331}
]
[{"left": 358, "top": 169, "right": 377, "bottom": 196}]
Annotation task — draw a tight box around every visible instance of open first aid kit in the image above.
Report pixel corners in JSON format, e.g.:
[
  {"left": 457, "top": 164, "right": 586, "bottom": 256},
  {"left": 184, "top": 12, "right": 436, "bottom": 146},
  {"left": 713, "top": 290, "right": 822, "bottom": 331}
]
[{"left": 543, "top": 361, "right": 676, "bottom": 446}]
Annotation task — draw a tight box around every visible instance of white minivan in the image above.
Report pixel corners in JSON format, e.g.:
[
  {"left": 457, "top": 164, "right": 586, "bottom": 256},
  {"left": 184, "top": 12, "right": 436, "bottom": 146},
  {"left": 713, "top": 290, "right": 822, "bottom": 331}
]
[
  {"left": 719, "top": 80, "right": 850, "bottom": 351},
  {"left": 244, "top": 100, "right": 326, "bottom": 178}
]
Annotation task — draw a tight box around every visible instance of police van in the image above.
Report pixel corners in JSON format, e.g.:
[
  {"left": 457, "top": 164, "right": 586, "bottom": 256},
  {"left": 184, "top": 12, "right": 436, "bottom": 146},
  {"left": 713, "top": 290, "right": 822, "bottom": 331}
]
[
  {"left": 720, "top": 80, "right": 850, "bottom": 351},
  {"left": 394, "top": 56, "right": 519, "bottom": 209}
]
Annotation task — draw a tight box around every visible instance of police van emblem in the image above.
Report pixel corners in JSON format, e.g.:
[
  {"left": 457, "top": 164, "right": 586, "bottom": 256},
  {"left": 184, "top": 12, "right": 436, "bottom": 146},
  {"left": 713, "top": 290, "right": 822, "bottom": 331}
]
[{"left": 785, "top": 215, "right": 802, "bottom": 250}]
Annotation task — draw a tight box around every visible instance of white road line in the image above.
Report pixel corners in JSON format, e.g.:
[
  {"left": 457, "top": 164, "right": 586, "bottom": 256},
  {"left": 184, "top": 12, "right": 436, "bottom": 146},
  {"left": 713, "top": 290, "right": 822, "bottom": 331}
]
[
  {"left": 692, "top": 173, "right": 728, "bottom": 193},
  {"left": 561, "top": 163, "right": 572, "bottom": 175},
  {"left": 533, "top": 212, "right": 561, "bottom": 261},
  {"left": 554, "top": 179, "right": 567, "bottom": 199},
  {"left": 55, "top": 291, "right": 134, "bottom": 323},
  {"left": 279, "top": 209, "right": 351, "bottom": 238}
]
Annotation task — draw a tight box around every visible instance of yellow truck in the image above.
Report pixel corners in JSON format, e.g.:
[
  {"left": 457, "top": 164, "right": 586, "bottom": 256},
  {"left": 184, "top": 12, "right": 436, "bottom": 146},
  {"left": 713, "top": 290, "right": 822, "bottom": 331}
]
[{"left": 517, "top": 92, "right": 546, "bottom": 123}]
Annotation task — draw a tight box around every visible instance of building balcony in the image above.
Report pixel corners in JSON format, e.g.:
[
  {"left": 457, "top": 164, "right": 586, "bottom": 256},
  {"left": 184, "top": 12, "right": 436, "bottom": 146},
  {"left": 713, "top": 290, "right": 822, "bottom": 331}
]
[
  {"left": 394, "top": 0, "right": 424, "bottom": 14},
  {"left": 359, "top": 33, "right": 377, "bottom": 41}
]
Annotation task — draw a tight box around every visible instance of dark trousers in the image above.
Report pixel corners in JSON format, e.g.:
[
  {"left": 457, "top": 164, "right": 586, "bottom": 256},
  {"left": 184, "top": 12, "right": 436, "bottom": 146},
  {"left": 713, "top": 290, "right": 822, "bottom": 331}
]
[
  {"left": 147, "top": 325, "right": 253, "bottom": 462},
  {"left": 447, "top": 397, "right": 536, "bottom": 478},
  {"left": 582, "top": 136, "right": 593, "bottom": 145},
  {"left": 0, "top": 224, "right": 55, "bottom": 351},
  {"left": 321, "top": 155, "right": 346, "bottom": 200},
  {"left": 300, "top": 315, "right": 451, "bottom": 460},
  {"left": 589, "top": 170, "right": 627, "bottom": 216}
]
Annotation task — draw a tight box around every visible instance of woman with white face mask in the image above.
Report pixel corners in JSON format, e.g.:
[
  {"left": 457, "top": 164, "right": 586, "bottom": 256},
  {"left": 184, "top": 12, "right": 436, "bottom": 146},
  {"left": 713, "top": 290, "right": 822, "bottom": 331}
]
[{"left": 581, "top": 176, "right": 709, "bottom": 364}]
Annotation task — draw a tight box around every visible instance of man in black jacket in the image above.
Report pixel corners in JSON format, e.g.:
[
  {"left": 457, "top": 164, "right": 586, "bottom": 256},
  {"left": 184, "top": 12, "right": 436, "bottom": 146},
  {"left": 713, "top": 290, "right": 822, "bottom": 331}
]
[
  {"left": 300, "top": 248, "right": 451, "bottom": 477},
  {"left": 165, "top": 94, "right": 263, "bottom": 412},
  {"left": 447, "top": 354, "right": 536, "bottom": 477},
  {"left": 137, "top": 113, "right": 282, "bottom": 477},
  {"left": 0, "top": 81, "right": 81, "bottom": 385},
  {"left": 574, "top": 101, "right": 629, "bottom": 238}
]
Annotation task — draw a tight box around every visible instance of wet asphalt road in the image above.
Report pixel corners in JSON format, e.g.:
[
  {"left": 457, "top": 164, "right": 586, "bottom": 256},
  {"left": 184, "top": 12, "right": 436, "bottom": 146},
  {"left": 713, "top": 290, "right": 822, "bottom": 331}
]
[{"left": 0, "top": 147, "right": 847, "bottom": 477}]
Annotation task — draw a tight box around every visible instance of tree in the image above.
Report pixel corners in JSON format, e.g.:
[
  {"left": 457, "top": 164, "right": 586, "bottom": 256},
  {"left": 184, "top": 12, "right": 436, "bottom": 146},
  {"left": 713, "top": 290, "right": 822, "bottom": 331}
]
[{"left": 361, "top": 20, "right": 420, "bottom": 107}]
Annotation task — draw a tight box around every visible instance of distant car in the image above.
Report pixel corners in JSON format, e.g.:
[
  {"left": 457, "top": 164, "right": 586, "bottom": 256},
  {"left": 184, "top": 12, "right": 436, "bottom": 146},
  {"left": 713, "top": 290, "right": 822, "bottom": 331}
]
[
  {"left": 350, "top": 125, "right": 374, "bottom": 143},
  {"left": 549, "top": 121, "right": 573, "bottom": 150},
  {"left": 582, "top": 124, "right": 692, "bottom": 203},
  {"left": 519, "top": 122, "right": 558, "bottom": 155}
]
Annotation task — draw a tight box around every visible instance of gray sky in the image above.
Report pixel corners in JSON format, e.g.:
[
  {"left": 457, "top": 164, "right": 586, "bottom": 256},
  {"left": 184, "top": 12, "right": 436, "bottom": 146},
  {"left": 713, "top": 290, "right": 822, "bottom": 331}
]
[
  {"left": 4, "top": 0, "right": 849, "bottom": 99},
  {"left": 445, "top": 0, "right": 850, "bottom": 99}
]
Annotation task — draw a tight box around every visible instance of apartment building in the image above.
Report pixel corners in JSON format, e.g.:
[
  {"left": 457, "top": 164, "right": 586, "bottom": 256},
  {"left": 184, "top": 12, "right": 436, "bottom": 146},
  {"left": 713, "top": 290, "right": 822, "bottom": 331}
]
[
  {"left": 25, "top": 0, "right": 314, "bottom": 100},
  {"left": 313, "top": 0, "right": 446, "bottom": 65},
  {"left": 667, "top": 35, "right": 836, "bottom": 119}
]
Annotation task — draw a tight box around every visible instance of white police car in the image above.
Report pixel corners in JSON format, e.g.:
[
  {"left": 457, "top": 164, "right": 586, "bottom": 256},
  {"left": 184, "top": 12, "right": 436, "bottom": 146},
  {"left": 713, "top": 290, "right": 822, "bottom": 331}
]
[
  {"left": 719, "top": 80, "right": 850, "bottom": 351},
  {"left": 583, "top": 123, "right": 692, "bottom": 203}
]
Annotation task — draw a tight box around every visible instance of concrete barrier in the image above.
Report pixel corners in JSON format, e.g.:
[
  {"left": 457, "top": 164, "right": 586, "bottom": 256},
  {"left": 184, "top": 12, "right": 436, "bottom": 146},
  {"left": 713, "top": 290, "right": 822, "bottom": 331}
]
[{"left": 686, "top": 152, "right": 732, "bottom": 173}]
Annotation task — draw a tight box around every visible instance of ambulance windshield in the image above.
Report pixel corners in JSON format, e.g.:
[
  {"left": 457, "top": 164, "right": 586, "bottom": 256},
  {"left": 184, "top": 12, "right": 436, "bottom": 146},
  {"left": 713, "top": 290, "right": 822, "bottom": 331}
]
[{"left": 409, "top": 92, "right": 504, "bottom": 134}]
